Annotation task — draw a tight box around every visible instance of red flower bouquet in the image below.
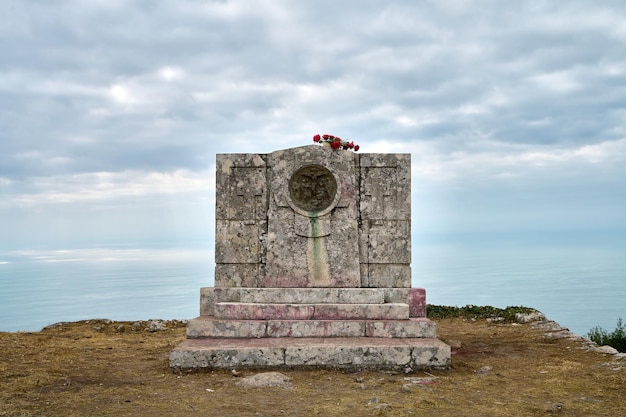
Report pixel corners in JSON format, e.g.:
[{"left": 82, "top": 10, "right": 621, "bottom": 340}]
[{"left": 313, "top": 134, "right": 360, "bottom": 151}]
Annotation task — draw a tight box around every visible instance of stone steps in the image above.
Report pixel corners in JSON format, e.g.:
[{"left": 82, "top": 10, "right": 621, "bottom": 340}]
[
  {"left": 214, "top": 302, "right": 410, "bottom": 320},
  {"left": 169, "top": 337, "right": 451, "bottom": 371},
  {"left": 186, "top": 316, "right": 437, "bottom": 339}
]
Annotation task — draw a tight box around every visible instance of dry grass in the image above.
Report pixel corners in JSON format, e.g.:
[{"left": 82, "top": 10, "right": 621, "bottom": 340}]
[{"left": 1, "top": 317, "right": 625, "bottom": 417}]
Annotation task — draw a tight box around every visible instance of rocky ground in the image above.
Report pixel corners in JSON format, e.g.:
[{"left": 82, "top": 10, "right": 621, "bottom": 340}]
[{"left": 1, "top": 313, "right": 625, "bottom": 417}]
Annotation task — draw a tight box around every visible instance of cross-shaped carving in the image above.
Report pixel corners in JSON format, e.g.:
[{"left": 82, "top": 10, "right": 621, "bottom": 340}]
[
  {"left": 365, "top": 172, "right": 393, "bottom": 218},
  {"left": 236, "top": 181, "right": 263, "bottom": 219}
]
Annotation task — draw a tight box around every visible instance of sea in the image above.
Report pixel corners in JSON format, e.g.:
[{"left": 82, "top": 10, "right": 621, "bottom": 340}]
[{"left": 1, "top": 232, "right": 624, "bottom": 337}]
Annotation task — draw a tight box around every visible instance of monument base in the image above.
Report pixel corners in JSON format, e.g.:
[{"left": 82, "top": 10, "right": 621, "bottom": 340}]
[
  {"left": 170, "top": 336, "right": 450, "bottom": 371},
  {"left": 170, "top": 287, "right": 451, "bottom": 372}
]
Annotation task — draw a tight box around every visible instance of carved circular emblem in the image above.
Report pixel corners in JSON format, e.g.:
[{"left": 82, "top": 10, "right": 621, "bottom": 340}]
[{"left": 288, "top": 165, "right": 337, "bottom": 213}]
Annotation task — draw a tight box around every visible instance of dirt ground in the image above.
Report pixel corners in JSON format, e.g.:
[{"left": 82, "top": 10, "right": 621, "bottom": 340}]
[{"left": 1, "top": 317, "right": 625, "bottom": 417}]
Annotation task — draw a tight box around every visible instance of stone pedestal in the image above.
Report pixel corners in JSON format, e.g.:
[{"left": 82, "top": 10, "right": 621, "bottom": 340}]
[{"left": 170, "top": 145, "right": 450, "bottom": 371}]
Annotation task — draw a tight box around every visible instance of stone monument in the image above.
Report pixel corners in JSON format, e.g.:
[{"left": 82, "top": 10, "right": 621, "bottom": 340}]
[{"left": 170, "top": 144, "right": 450, "bottom": 371}]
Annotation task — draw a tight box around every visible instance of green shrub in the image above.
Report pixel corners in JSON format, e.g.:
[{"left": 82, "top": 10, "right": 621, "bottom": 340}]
[
  {"left": 426, "top": 304, "right": 537, "bottom": 322},
  {"left": 587, "top": 318, "right": 626, "bottom": 353}
]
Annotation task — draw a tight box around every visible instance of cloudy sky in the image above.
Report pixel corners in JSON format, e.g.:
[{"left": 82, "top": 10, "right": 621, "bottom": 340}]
[{"left": 2, "top": 0, "right": 626, "bottom": 250}]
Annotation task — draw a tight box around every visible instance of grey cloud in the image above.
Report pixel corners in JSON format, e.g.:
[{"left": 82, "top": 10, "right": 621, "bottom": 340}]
[{"left": 2, "top": 0, "right": 626, "bottom": 246}]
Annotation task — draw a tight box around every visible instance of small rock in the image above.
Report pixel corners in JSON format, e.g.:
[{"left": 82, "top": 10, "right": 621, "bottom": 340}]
[
  {"left": 593, "top": 345, "right": 619, "bottom": 355},
  {"left": 533, "top": 321, "right": 566, "bottom": 332},
  {"left": 92, "top": 326, "right": 103, "bottom": 332},
  {"left": 546, "top": 403, "right": 563, "bottom": 413},
  {"left": 486, "top": 317, "right": 505, "bottom": 323},
  {"left": 400, "top": 384, "right": 412, "bottom": 393},
  {"left": 367, "top": 397, "right": 380, "bottom": 406},
  {"left": 146, "top": 320, "right": 166, "bottom": 332},
  {"left": 475, "top": 366, "right": 493, "bottom": 375},
  {"left": 403, "top": 377, "right": 436, "bottom": 385},
  {"left": 116, "top": 324, "right": 125, "bottom": 332},
  {"left": 544, "top": 330, "right": 576, "bottom": 339},
  {"left": 373, "top": 404, "right": 392, "bottom": 411},
  {"left": 235, "top": 372, "right": 293, "bottom": 389},
  {"left": 516, "top": 312, "right": 546, "bottom": 323}
]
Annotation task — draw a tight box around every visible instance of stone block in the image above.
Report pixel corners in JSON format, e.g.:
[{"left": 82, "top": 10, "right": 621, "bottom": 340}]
[
  {"left": 284, "top": 340, "right": 411, "bottom": 368},
  {"left": 214, "top": 264, "right": 259, "bottom": 288},
  {"left": 365, "top": 318, "right": 436, "bottom": 338},
  {"left": 366, "top": 264, "right": 411, "bottom": 288},
  {"left": 200, "top": 287, "right": 215, "bottom": 316},
  {"left": 215, "top": 154, "right": 266, "bottom": 221},
  {"left": 215, "top": 220, "right": 262, "bottom": 264},
  {"left": 267, "top": 320, "right": 365, "bottom": 338},
  {"left": 365, "top": 221, "right": 411, "bottom": 264},
  {"left": 406, "top": 288, "right": 427, "bottom": 317},
  {"left": 337, "top": 288, "right": 384, "bottom": 304},
  {"left": 359, "top": 153, "right": 411, "bottom": 220},
  {"left": 313, "top": 303, "right": 409, "bottom": 320},
  {"left": 170, "top": 337, "right": 450, "bottom": 371},
  {"left": 410, "top": 340, "right": 451, "bottom": 369},
  {"left": 214, "top": 303, "right": 315, "bottom": 320},
  {"left": 186, "top": 317, "right": 267, "bottom": 338},
  {"left": 170, "top": 339, "right": 285, "bottom": 369}
]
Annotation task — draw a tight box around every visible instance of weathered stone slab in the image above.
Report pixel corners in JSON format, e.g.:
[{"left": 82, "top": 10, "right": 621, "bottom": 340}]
[
  {"left": 214, "top": 303, "right": 316, "bottom": 320},
  {"left": 364, "top": 220, "right": 411, "bottom": 264},
  {"left": 406, "top": 288, "right": 427, "bottom": 318},
  {"left": 214, "top": 264, "right": 259, "bottom": 288},
  {"left": 313, "top": 303, "right": 409, "bottom": 320},
  {"left": 187, "top": 317, "right": 267, "bottom": 338},
  {"left": 200, "top": 287, "right": 215, "bottom": 316},
  {"left": 267, "top": 320, "right": 365, "bottom": 338},
  {"left": 170, "top": 337, "right": 449, "bottom": 371},
  {"left": 365, "top": 318, "right": 436, "bottom": 338},
  {"left": 214, "top": 303, "right": 409, "bottom": 320},
  {"left": 215, "top": 153, "right": 266, "bottom": 221},
  {"left": 185, "top": 317, "right": 437, "bottom": 339},
  {"left": 285, "top": 343, "right": 411, "bottom": 367},
  {"left": 214, "top": 288, "right": 385, "bottom": 304},
  {"left": 235, "top": 372, "right": 293, "bottom": 389},
  {"left": 366, "top": 264, "right": 411, "bottom": 288},
  {"left": 359, "top": 153, "right": 411, "bottom": 221},
  {"left": 215, "top": 220, "right": 263, "bottom": 263},
  {"left": 170, "top": 338, "right": 285, "bottom": 369},
  {"left": 411, "top": 341, "right": 451, "bottom": 369}
]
